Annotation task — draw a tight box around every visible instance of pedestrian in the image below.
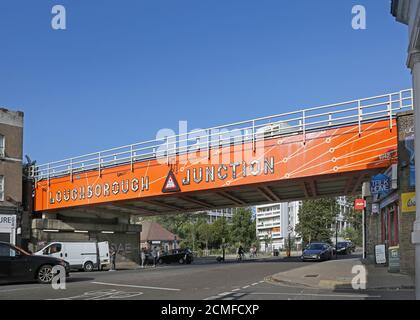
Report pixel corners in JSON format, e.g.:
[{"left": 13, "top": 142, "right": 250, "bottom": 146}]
[
  {"left": 110, "top": 246, "right": 117, "bottom": 271},
  {"left": 237, "top": 245, "right": 244, "bottom": 261},
  {"left": 151, "top": 247, "right": 157, "bottom": 267},
  {"left": 140, "top": 248, "right": 146, "bottom": 268}
]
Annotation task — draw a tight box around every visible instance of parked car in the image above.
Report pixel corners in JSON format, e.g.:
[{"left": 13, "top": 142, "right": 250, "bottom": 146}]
[
  {"left": 346, "top": 241, "right": 356, "bottom": 253},
  {"left": 301, "top": 242, "right": 334, "bottom": 262},
  {"left": 157, "top": 249, "right": 193, "bottom": 265},
  {"left": 35, "top": 241, "right": 110, "bottom": 272},
  {"left": 336, "top": 241, "right": 352, "bottom": 255},
  {"left": 0, "top": 241, "right": 70, "bottom": 284}
]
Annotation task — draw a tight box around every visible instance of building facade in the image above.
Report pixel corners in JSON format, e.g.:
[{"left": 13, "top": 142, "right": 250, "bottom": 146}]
[
  {"left": 206, "top": 208, "right": 234, "bottom": 224},
  {"left": 391, "top": 0, "right": 420, "bottom": 297},
  {"left": 0, "top": 108, "right": 24, "bottom": 245},
  {"left": 255, "top": 202, "right": 301, "bottom": 252}
]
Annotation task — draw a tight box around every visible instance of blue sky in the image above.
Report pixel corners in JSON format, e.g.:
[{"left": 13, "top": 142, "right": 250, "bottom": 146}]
[{"left": 0, "top": 0, "right": 411, "bottom": 164}]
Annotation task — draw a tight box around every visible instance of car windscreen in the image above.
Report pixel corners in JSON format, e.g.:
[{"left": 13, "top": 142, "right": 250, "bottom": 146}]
[
  {"left": 307, "top": 244, "right": 324, "bottom": 250},
  {"left": 8, "top": 244, "right": 30, "bottom": 256}
]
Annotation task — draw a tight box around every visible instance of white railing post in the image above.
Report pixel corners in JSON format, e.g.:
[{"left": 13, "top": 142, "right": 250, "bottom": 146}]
[
  {"left": 399, "top": 90, "right": 403, "bottom": 111},
  {"left": 389, "top": 94, "right": 393, "bottom": 131},
  {"left": 47, "top": 163, "right": 50, "bottom": 186},
  {"left": 166, "top": 138, "right": 169, "bottom": 166},
  {"left": 207, "top": 130, "right": 211, "bottom": 160},
  {"left": 358, "top": 100, "right": 362, "bottom": 136},
  {"left": 252, "top": 120, "right": 256, "bottom": 152},
  {"left": 98, "top": 152, "right": 102, "bottom": 177},
  {"left": 70, "top": 159, "right": 73, "bottom": 182},
  {"left": 328, "top": 113, "right": 332, "bottom": 126},
  {"left": 411, "top": 88, "right": 415, "bottom": 110},
  {"left": 302, "top": 110, "right": 306, "bottom": 144},
  {"left": 130, "top": 145, "right": 134, "bottom": 172}
]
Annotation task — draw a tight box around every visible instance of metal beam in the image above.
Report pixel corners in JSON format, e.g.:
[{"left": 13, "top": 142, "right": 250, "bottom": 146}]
[
  {"left": 261, "top": 186, "right": 281, "bottom": 202},
  {"left": 310, "top": 180, "right": 318, "bottom": 197},
  {"left": 301, "top": 182, "right": 310, "bottom": 198},
  {"left": 111, "top": 203, "right": 159, "bottom": 216},
  {"left": 257, "top": 186, "right": 281, "bottom": 202},
  {"left": 216, "top": 191, "right": 247, "bottom": 206},
  {"left": 344, "top": 176, "right": 356, "bottom": 195},
  {"left": 179, "top": 196, "right": 214, "bottom": 209},
  {"left": 351, "top": 175, "right": 366, "bottom": 195},
  {"left": 142, "top": 200, "right": 184, "bottom": 211}
]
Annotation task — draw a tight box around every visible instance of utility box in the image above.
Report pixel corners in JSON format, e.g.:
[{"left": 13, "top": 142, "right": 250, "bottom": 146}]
[{"left": 388, "top": 246, "right": 400, "bottom": 273}]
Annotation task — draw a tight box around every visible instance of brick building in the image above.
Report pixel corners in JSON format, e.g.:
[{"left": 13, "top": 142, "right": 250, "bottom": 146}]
[{"left": 0, "top": 108, "right": 24, "bottom": 245}]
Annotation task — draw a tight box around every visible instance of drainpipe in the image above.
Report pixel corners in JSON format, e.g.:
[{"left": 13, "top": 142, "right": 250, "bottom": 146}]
[{"left": 410, "top": 51, "right": 420, "bottom": 300}]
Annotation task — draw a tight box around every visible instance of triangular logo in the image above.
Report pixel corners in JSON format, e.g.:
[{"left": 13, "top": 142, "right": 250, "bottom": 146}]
[{"left": 162, "top": 170, "right": 181, "bottom": 193}]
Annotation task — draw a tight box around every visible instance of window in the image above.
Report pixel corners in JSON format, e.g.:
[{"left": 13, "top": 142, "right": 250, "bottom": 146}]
[
  {"left": 0, "top": 176, "right": 4, "bottom": 202},
  {"left": 0, "top": 243, "right": 17, "bottom": 257},
  {"left": 0, "top": 134, "right": 4, "bottom": 157},
  {"left": 43, "top": 243, "right": 62, "bottom": 255}
]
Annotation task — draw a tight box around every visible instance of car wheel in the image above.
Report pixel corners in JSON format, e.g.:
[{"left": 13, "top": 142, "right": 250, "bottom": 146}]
[
  {"left": 158, "top": 258, "right": 164, "bottom": 265},
  {"left": 37, "top": 265, "right": 54, "bottom": 284},
  {"left": 84, "top": 261, "right": 94, "bottom": 272},
  {"left": 178, "top": 257, "right": 185, "bottom": 264}
]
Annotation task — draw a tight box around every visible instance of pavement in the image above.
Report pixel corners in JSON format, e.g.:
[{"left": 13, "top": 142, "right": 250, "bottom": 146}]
[
  {"left": 268, "top": 254, "right": 415, "bottom": 291},
  {"left": 0, "top": 253, "right": 414, "bottom": 300}
]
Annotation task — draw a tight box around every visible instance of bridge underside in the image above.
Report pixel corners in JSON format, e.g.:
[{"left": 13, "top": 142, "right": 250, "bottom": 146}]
[{"left": 52, "top": 170, "right": 376, "bottom": 219}]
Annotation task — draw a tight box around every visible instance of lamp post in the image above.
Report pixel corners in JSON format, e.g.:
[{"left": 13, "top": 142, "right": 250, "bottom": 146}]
[{"left": 222, "top": 210, "right": 226, "bottom": 262}]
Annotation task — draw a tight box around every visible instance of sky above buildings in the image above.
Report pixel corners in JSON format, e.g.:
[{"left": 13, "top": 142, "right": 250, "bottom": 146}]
[{"left": 0, "top": 0, "right": 412, "bottom": 164}]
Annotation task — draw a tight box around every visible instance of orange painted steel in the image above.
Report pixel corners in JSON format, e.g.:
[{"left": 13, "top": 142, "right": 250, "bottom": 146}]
[{"left": 34, "top": 120, "right": 397, "bottom": 212}]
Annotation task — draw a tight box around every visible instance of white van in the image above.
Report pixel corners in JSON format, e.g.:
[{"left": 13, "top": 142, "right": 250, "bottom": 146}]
[{"left": 35, "top": 241, "right": 110, "bottom": 272}]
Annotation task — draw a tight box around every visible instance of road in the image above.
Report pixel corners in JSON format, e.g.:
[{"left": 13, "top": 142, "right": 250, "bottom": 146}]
[{"left": 0, "top": 256, "right": 414, "bottom": 300}]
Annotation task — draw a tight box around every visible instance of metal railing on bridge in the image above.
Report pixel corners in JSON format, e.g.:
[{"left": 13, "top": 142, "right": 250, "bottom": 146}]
[{"left": 30, "top": 89, "right": 413, "bottom": 182}]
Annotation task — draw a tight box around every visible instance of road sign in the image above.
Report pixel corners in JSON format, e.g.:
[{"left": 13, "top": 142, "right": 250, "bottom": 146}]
[
  {"left": 162, "top": 170, "right": 181, "bottom": 193},
  {"left": 354, "top": 199, "right": 366, "bottom": 210}
]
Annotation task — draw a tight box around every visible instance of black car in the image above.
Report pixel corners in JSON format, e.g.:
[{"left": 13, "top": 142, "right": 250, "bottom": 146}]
[
  {"left": 301, "top": 242, "right": 334, "bottom": 262},
  {"left": 157, "top": 249, "right": 193, "bottom": 265},
  {"left": 336, "top": 242, "right": 352, "bottom": 255},
  {"left": 0, "top": 242, "right": 70, "bottom": 284}
]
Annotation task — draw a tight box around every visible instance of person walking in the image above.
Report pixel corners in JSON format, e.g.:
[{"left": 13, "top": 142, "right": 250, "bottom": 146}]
[
  {"left": 110, "top": 246, "right": 117, "bottom": 271},
  {"left": 151, "top": 247, "right": 157, "bottom": 267},
  {"left": 237, "top": 245, "right": 244, "bottom": 262},
  {"left": 140, "top": 248, "right": 146, "bottom": 269}
]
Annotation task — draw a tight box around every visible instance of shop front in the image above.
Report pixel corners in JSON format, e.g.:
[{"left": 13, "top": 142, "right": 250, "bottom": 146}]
[{"left": 0, "top": 214, "right": 16, "bottom": 244}]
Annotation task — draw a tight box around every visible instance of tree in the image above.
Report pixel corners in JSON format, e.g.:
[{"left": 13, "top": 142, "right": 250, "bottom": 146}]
[
  {"left": 341, "top": 195, "right": 363, "bottom": 246},
  {"left": 295, "top": 198, "right": 338, "bottom": 245},
  {"left": 230, "top": 207, "right": 256, "bottom": 248}
]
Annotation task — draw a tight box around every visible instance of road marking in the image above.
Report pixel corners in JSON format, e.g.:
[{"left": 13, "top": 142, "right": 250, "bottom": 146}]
[
  {"left": 204, "top": 296, "right": 219, "bottom": 300},
  {"left": 0, "top": 286, "right": 44, "bottom": 293},
  {"left": 232, "top": 289, "right": 240, "bottom": 292},
  {"left": 218, "top": 292, "right": 232, "bottom": 296},
  {"left": 242, "top": 285, "right": 250, "bottom": 289},
  {"left": 248, "top": 292, "right": 381, "bottom": 299},
  {"left": 91, "top": 282, "right": 180, "bottom": 292},
  {"left": 251, "top": 283, "right": 259, "bottom": 286},
  {"left": 259, "top": 281, "right": 265, "bottom": 284}
]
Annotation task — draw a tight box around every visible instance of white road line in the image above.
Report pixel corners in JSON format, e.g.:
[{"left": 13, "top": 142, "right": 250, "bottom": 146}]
[
  {"left": 204, "top": 296, "right": 218, "bottom": 300},
  {"left": 0, "top": 286, "right": 44, "bottom": 293},
  {"left": 248, "top": 292, "right": 381, "bottom": 299},
  {"left": 232, "top": 289, "right": 240, "bottom": 292},
  {"left": 218, "top": 292, "right": 232, "bottom": 296},
  {"left": 259, "top": 281, "right": 265, "bottom": 284},
  {"left": 251, "top": 283, "right": 259, "bottom": 286},
  {"left": 242, "top": 285, "right": 250, "bottom": 289},
  {"left": 91, "top": 282, "right": 180, "bottom": 292}
]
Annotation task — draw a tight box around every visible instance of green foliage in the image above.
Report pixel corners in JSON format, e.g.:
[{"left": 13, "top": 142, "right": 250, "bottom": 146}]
[
  {"left": 230, "top": 207, "right": 256, "bottom": 248},
  {"left": 340, "top": 227, "right": 362, "bottom": 246},
  {"left": 295, "top": 198, "right": 338, "bottom": 245},
  {"left": 144, "top": 207, "right": 256, "bottom": 251}
]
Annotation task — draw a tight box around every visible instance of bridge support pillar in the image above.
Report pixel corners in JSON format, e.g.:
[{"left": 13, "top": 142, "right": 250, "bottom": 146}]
[{"left": 410, "top": 51, "right": 420, "bottom": 300}]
